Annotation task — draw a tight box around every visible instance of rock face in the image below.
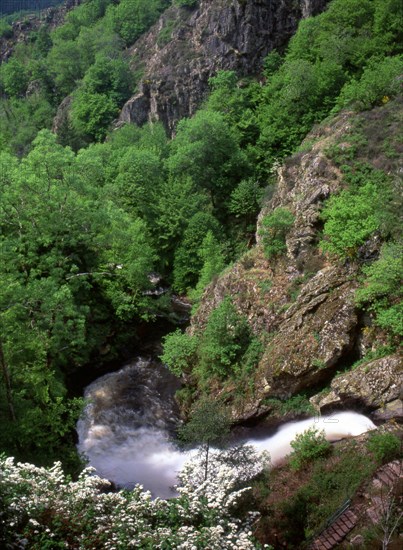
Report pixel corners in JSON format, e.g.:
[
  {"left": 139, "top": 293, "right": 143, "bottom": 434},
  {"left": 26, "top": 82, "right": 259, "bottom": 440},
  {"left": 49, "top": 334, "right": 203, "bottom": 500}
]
[
  {"left": 189, "top": 103, "right": 402, "bottom": 423},
  {"left": 311, "top": 355, "right": 403, "bottom": 413},
  {"left": 120, "top": 0, "right": 329, "bottom": 133},
  {"left": 257, "top": 265, "right": 359, "bottom": 399},
  {"left": 0, "top": 0, "right": 83, "bottom": 63}
]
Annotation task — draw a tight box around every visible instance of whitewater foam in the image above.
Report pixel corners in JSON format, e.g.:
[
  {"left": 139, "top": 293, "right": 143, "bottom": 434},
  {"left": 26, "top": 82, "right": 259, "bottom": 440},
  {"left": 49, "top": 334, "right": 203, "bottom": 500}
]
[{"left": 77, "top": 361, "right": 376, "bottom": 498}]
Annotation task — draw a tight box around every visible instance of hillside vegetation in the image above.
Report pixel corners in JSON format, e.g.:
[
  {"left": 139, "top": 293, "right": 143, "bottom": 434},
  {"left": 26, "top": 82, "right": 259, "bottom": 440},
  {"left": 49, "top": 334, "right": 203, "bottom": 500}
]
[{"left": 0, "top": 0, "right": 401, "bottom": 548}]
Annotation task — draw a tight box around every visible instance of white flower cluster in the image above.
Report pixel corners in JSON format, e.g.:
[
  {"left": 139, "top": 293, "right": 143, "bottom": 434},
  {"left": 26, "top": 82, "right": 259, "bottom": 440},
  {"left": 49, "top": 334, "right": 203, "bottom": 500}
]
[{"left": 0, "top": 447, "right": 270, "bottom": 549}]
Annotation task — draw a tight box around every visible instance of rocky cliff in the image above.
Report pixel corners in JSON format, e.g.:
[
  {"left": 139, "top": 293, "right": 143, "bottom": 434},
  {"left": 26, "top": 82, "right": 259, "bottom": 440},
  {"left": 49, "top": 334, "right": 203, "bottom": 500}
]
[
  {"left": 120, "top": 0, "right": 329, "bottom": 133},
  {"left": 0, "top": 0, "right": 82, "bottom": 63},
  {"left": 188, "top": 98, "right": 402, "bottom": 425}
]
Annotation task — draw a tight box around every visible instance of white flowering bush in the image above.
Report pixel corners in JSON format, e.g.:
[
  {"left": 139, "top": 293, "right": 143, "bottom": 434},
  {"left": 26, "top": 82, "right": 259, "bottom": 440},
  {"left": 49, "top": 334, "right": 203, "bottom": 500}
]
[{"left": 0, "top": 447, "right": 271, "bottom": 549}]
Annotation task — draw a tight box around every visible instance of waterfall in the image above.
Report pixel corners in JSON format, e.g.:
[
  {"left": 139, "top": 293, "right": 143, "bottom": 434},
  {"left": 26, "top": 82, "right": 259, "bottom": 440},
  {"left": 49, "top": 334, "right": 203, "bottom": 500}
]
[{"left": 77, "top": 358, "right": 376, "bottom": 499}]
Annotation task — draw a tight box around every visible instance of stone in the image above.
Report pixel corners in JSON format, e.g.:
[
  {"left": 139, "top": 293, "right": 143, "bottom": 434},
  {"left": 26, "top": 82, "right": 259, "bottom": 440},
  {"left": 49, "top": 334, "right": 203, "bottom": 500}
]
[
  {"left": 311, "top": 355, "right": 403, "bottom": 414},
  {"left": 372, "top": 399, "right": 403, "bottom": 423},
  {"left": 119, "top": 0, "right": 330, "bottom": 134}
]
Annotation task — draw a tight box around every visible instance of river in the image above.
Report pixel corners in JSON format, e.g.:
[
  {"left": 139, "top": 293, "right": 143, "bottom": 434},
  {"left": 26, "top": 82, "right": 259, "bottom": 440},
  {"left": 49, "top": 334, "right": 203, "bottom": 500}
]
[{"left": 77, "top": 356, "right": 376, "bottom": 499}]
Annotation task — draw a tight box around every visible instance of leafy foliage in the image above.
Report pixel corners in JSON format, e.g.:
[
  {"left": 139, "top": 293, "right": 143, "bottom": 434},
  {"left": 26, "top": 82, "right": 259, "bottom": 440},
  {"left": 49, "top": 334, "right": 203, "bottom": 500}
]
[
  {"left": 190, "top": 231, "right": 226, "bottom": 305},
  {"left": 356, "top": 242, "right": 403, "bottom": 336},
  {"left": 160, "top": 329, "right": 198, "bottom": 377},
  {"left": 336, "top": 55, "right": 403, "bottom": 111},
  {"left": 289, "top": 428, "right": 332, "bottom": 471},
  {"left": 168, "top": 110, "right": 250, "bottom": 214},
  {"left": 259, "top": 208, "right": 295, "bottom": 259},
  {"left": 174, "top": 0, "right": 198, "bottom": 7},
  {"left": 162, "top": 297, "right": 261, "bottom": 387},
  {"left": 367, "top": 432, "right": 401, "bottom": 463},
  {"left": 0, "top": 0, "right": 401, "bottom": 485},
  {"left": 108, "top": 0, "right": 169, "bottom": 47},
  {"left": 173, "top": 212, "right": 221, "bottom": 293},
  {"left": 196, "top": 297, "right": 253, "bottom": 381},
  {"left": 320, "top": 182, "right": 381, "bottom": 257},
  {"left": 71, "top": 90, "right": 118, "bottom": 141},
  {"left": 0, "top": 58, "right": 29, "bottom": 97},
  {"left": 0, "top": 131, "right": 156, "bottom": 464}
]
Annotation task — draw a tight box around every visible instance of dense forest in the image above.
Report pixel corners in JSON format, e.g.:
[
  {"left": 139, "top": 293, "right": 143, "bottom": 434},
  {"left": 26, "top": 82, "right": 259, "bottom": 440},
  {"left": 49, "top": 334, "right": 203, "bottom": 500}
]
[{"left": 0, "top": 0, "right": 402, "bottom": 548}]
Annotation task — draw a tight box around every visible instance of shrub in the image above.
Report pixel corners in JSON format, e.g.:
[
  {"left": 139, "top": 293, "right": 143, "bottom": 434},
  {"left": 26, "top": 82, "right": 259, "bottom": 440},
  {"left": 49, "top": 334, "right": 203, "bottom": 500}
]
[
  {"left": 289, "top": 428, "right": 332, "bottom": 471},
  {"left": 336, "top": 56, "right": 403, "bottom": 111},
  {"left": 367, "top": 432, "right": 401, "bottom": 463},
  {"left": 160, "top": 329, "right": 198, "bottom": 377},
  {"left": 356, "top": 242, "right": 403, "bottom": 337},
  {"left": 0, "top": 19, "right": 13, "bottom": 39},
  {"left": 71, "top": 91, "right": 118, "bottom": 141},
  {"left": 229, "top": 178, "right": 263, "bottom": 224},
  {"left": 0, "top": 453, "right": 265, "bottom": 549},
  {"left": 259, "top": 207, "right": 295, "bottom": 259},
  {"left": 197, "top": 297, "right": 252, "bottom": 381},
  {"left": 320, "top": 182, "right": 380, "bottom": 257},
  {"left": 110, "top": 0, "right": 168, "bottom": 47},
  {"left": 189, "top": 230, "right": 226, "bottom": 305}
]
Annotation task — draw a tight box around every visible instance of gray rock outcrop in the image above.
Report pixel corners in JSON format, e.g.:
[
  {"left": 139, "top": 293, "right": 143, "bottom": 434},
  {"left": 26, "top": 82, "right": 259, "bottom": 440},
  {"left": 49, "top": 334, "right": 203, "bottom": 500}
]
[{"left": 120, "top": 0, "right": 329, "bottom": 133}]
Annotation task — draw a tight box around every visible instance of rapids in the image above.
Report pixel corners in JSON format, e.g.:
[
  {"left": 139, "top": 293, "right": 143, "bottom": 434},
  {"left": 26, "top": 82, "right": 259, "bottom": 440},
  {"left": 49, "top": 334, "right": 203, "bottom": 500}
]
[{"left": 77, "top": 358, "right": 376, "bottom": 498}]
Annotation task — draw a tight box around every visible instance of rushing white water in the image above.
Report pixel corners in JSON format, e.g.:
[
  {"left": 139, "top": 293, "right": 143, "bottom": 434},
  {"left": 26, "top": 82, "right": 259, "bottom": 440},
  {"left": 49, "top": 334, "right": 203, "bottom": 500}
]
[
  {"left": 77, "top": 359, "right": 376, "bottom": 499},
  {"left": 249, "top": 412, "right": 376, "bottom": 464}
]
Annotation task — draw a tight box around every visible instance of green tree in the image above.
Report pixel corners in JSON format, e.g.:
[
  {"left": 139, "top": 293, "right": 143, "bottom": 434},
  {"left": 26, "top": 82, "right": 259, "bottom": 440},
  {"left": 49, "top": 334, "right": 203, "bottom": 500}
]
[
  {"left": 259, "top": 207, "right": 295, "bottom": 259},
  {"left": 0, "top": 131, "right": 156, "bottom": 465},
  {"left": 71, "top": 90, "right": 119, "bottom": 141},
  {"left": 174, "top": 0, "right": 198, "bottom": 7},
  {"left": 178, "top": 398, "right": 231, "bottom": 480},
  {"left": 320, "top": 182, "right": 380, "bottom": 257},
  {"left": 33, "top": 26, "right": 53, "bottom": 57},
  {"left": 47, "top": 39, "right": 85, "bottom": 96},
  {"left": 0, "top": 20, "right": 13, "bottom": 39},
  {"left": 206, "top": 70, "right": 260, "bottom": 146},
  {"left": 0, "top": 59, "right": 29, "bottom": 97},
  {"left": 167, "top": 110, "right": 250, "bottom": 212},
  {"left": 190, "top": 231, "right": 226, "bottom": 304},
  {"left": 160, "top": 329, "right": 198, "bottom": 377},
  {"left": 197, "top": 297, "right": 251, "bottom": 381},
  {"left": 229, "top": 178, "right": 263, "bottom": 230},
  {"left": 110, "top": 0, "right": 168, "bottom": 46},
  {"left": 356, "top": 242, "right": 403, "bottom": 336},
  {"left": 100, "top": 207, "right": 156, "bottom": 321},
  {"left": 107, "top": 147, "right": 164, "bottom": 218},
  {"left": 81, "top": 54, "right": 133, "bottom": 105},
  {"left": 173, "top": 212, "right": 221, "bottom": 293},
  {"left": 0, "top": 95, "right": 55, "bottom": 156},
  {"left": 150, "top": 176, "right": 207, "bottom": 268},
  {"left": 336, "top": 55, "right": 403, "bottom": 111}
]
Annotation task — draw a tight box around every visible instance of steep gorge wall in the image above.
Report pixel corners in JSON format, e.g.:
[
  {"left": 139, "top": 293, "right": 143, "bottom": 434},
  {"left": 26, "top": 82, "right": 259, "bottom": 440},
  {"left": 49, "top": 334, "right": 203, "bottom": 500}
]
[
  {"left": 188, "top": 100, "right": 402, "bottom": 424},
  {"left": 120, "top": 0, "right": 329, "bottom": 133}
]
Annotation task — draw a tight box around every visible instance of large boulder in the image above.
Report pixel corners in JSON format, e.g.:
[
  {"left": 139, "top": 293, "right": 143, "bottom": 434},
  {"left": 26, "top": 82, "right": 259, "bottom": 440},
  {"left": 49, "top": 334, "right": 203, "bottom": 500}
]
[{"left": 310, "top": 354, "right": 403, "bottom": 414}]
